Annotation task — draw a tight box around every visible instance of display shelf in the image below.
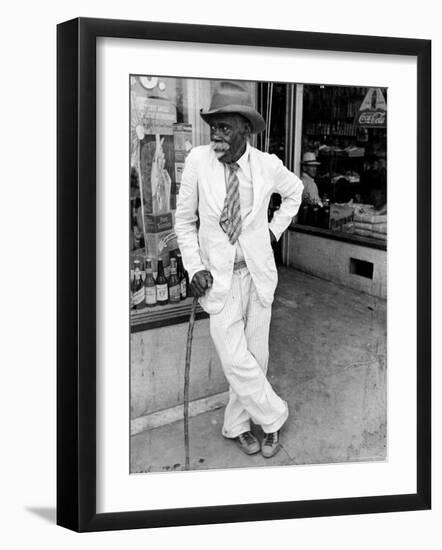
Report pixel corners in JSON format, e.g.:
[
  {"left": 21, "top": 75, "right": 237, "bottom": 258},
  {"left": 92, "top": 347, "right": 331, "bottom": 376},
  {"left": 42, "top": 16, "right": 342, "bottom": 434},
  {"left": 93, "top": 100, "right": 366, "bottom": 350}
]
[
  {"left": 130, "top": 296, "right": 208, "bottom": 332},
  {"left": 290, "top": 224, "right": 387, "bottom": 251}
]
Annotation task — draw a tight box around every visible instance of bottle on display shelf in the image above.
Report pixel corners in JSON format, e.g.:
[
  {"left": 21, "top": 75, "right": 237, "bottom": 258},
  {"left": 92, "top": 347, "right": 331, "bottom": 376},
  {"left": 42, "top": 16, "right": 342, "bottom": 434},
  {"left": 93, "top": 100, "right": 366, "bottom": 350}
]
[
  {"left": 311, "top": 203, "right": 320, "bottom": 227},
  {"left": 155, "top": 258, "right": 169, "bottom": 306},
  {"left": 322, "top": 198, "right": 331, "bottom": 229},
  {"left": 132, "top": 260, "right": 145, "bottom": 309},
  {"left": 168, "top": 258, "right": 181, "bottom": 304},
  {"left": 144, "top": 258, "right": 157, "bottom": 308},
  {"left": 298, "top": 202, "right": 309, "bottom": 225},
  {"left": 176, "top": 253, "right": 187, "bottom": 300}
]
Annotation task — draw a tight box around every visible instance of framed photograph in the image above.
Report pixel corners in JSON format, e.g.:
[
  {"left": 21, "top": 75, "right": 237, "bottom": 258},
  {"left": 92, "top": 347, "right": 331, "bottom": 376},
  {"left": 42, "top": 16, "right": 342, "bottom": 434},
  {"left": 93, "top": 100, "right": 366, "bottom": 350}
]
[{"left": 57, "top": 17, "right": 431, "bottom": 532}]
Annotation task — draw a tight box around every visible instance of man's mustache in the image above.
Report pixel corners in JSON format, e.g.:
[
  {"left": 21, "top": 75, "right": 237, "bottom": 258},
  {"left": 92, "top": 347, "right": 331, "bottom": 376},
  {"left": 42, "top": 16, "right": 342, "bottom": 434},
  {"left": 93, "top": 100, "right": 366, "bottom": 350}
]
[{"left": 211, "top": 141, "right": 230, "bottom": 152}]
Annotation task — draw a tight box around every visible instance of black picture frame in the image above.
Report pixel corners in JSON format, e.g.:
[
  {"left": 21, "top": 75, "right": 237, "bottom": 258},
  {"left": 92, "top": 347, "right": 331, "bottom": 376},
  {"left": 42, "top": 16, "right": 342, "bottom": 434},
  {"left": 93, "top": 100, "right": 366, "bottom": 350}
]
[{"left": 57, "top": 17, "right": 431, "bottom": 532}]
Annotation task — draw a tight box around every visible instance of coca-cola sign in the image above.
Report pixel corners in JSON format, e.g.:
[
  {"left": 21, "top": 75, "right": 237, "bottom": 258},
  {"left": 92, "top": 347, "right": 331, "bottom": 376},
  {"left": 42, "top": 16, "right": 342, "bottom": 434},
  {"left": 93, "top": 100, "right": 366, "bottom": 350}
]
[{"left": 356, "top": 109, "right": 387, "bottom": 127}]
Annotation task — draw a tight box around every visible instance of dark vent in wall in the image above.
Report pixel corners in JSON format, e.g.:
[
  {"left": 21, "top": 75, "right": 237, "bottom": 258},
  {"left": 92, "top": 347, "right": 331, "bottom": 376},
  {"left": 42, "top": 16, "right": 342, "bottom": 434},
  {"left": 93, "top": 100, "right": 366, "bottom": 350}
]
[{"left": 350, "top": 258, "right": 374, "bottom": 279}]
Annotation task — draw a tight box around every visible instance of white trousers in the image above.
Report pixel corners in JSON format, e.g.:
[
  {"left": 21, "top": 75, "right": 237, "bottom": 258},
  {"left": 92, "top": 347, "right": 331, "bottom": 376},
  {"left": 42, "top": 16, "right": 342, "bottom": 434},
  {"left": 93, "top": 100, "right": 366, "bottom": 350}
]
[{"left": 209, "top": 267, "right": 289, "bottom": 438}]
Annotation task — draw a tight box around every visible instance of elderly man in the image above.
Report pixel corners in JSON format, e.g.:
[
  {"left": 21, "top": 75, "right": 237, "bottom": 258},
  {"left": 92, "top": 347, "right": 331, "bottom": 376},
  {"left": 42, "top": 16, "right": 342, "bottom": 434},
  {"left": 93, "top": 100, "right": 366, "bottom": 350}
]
[{"left": 175, "top": 81, "right": 303, "bottom": 458}]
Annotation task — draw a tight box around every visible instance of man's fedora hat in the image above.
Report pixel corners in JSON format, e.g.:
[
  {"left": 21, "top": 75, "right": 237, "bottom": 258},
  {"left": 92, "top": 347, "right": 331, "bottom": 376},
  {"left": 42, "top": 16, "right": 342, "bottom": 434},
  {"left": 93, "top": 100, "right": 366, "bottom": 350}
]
[
  {"left": 200, "top": 81, "right": 266, "bottom": 134},
  {"left": 301, "top": 151, "right": 321, "bottom": 166}
]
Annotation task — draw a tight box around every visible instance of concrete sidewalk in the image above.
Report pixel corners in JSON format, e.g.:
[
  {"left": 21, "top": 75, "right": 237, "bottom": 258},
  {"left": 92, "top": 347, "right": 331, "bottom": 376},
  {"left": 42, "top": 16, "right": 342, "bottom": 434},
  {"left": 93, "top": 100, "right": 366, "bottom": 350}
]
[{"left": 131, "top": 267, "right": 386, "bottom": 473}]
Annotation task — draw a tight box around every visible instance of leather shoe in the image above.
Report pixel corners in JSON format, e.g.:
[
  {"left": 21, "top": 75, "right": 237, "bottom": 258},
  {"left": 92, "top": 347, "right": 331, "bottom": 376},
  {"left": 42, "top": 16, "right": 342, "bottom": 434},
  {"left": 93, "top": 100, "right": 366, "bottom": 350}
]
[
  {"left": 261, "top": 431, "right": 280, "bottom": 458},
  {"left": 235, "top": 431, "right": 260, "bottom": 455}
]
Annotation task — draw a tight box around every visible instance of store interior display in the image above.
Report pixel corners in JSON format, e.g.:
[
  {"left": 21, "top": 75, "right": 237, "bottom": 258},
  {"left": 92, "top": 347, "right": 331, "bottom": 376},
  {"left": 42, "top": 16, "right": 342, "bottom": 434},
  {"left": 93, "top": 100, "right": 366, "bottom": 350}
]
[{"left": 298, "top": 85, "right": 387, "bottom": 241}]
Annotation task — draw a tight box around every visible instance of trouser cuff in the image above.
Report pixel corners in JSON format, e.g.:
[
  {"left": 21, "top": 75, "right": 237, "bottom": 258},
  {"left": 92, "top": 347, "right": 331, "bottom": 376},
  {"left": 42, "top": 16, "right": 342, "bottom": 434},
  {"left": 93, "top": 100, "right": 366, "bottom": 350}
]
[{"left": 261, "top": 401, "right": 289, "bottom": 434}]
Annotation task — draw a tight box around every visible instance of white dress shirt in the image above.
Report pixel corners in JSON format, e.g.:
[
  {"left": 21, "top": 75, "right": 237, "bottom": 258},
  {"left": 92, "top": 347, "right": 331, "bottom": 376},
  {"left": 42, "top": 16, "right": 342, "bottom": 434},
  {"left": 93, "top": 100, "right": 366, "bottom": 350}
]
[{"left": 301, "top": 171, "right": 323, "bottom": 206}]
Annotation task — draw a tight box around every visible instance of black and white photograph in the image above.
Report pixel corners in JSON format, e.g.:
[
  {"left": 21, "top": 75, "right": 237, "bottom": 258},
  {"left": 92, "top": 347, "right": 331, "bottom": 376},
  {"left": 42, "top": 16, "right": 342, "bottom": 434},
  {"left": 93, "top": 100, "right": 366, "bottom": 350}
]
[
  {"left": 129, "top": 75, "right": 388, "bottom": 474},
  {"left": 1, "top": 0, "right": 436, "bottom": 543}
]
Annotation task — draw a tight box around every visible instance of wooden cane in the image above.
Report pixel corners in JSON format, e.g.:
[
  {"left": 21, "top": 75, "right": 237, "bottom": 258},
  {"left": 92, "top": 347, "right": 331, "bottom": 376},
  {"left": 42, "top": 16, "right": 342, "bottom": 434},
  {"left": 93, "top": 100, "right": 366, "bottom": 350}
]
[{"left": 184, "top": 295, "right": 199, "bottom": 470}]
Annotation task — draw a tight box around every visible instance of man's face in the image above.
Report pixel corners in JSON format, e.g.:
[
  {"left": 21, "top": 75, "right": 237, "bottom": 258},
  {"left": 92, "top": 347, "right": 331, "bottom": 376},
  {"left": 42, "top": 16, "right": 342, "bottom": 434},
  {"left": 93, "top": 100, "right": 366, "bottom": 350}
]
[
  {"left": 303, "top": 164, "right": 318, "bottom": 178},
  {"left": 209, "top": 114, "right": 250, "bottom": 164}
]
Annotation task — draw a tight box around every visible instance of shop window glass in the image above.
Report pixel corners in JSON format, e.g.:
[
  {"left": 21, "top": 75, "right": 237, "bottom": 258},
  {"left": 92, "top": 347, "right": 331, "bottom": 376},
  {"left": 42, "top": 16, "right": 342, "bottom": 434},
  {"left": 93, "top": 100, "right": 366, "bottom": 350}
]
[
  {"left": 129, "top": 76, "right": 257, "bottom": 325},
  {"left": 298, "top": 85, "right": 387, "bottom": 244}
]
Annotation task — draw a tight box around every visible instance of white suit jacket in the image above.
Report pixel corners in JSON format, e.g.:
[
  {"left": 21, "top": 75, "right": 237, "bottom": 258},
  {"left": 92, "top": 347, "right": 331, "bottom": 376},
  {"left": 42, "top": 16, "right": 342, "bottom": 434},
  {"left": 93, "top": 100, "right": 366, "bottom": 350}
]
[{"left": 174, "top": 144, "right": 303, "bottom": 314}]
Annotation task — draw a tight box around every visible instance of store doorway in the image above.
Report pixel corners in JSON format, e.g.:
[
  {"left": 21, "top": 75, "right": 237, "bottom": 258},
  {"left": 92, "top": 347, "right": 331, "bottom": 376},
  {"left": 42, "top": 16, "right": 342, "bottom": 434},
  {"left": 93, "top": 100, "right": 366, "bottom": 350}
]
[{"left": 257, "top": 82, "right": 296, "bottom": 265}]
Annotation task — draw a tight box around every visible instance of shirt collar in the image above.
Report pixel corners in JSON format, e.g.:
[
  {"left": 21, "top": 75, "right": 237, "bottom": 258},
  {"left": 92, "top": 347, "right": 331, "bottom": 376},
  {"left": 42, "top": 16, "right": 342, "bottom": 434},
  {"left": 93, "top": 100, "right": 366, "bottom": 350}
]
[{"left": 236, "top": 142, "right": 250, "bottom": 172}]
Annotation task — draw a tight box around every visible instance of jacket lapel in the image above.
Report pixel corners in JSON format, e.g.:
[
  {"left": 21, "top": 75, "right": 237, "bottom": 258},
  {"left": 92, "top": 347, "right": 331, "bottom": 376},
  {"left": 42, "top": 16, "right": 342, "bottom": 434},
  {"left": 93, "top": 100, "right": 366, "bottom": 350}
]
[{"left": 244, "top": 147, "right": 265, "bottom": 228}]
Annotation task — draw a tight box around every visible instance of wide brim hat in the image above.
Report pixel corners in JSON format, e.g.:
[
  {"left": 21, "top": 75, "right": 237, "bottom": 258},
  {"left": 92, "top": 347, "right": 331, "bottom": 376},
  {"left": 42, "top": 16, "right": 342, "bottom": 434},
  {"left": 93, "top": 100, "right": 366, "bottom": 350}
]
[
  {"left": 301, "top": 151, "right": 321, "bottom": 166},
  {"left": 200, "top": 81, "right": 266, "bottom": 134}
]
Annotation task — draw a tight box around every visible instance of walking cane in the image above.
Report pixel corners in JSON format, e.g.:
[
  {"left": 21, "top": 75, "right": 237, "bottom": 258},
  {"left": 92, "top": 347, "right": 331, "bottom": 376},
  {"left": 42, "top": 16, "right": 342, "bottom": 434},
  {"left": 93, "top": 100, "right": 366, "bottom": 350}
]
[{"left": 184, "top": 295, "right": 199, "bottom": 470}]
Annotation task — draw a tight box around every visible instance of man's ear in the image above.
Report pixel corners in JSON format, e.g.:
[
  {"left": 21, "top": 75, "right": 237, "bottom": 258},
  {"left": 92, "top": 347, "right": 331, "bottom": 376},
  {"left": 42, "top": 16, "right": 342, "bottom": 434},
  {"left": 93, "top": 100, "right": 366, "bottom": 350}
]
[{"left": 238, "top": 115, "right": 252, "bottom": 137}]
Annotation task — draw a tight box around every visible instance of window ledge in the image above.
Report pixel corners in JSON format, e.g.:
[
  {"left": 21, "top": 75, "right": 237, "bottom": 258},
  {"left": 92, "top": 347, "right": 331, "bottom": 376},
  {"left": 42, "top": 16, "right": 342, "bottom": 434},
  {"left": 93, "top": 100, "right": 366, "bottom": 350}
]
[
  {"left": 289, "top": 224, "right": 387, "bottom": 251},
  {"left": 131, "top": 297, "right": 208, "bottom": 332}
]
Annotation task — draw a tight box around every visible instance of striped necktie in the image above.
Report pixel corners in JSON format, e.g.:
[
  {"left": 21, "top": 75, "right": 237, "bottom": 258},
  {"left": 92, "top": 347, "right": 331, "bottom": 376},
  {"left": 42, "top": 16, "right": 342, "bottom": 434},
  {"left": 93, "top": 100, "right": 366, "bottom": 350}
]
[{"left": 219, "top": 162, "right": 242, "bottom": 244}]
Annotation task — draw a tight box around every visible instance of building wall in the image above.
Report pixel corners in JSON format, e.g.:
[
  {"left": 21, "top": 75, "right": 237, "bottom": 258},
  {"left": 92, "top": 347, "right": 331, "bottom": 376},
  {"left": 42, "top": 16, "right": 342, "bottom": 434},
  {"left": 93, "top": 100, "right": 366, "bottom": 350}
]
[
  {"left": 287, "top": 231, "right": 387, "bottom": 299},
  {"left": 131, "top": 318, "right": 227, "bottom": 419}
]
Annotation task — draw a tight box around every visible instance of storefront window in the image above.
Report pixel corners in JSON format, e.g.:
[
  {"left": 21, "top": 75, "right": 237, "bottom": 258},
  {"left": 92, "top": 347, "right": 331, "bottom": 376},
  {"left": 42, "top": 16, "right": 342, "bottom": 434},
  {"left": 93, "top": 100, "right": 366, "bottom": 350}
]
[
  {"left": 296, "top": 85, "right": 387, "bottom": 245},
  {"left": 129, "top": 78, "right": 386, "bottom": 328},
  {"left": 129, "top": 76, "right": 257, "bottom": 328}
]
